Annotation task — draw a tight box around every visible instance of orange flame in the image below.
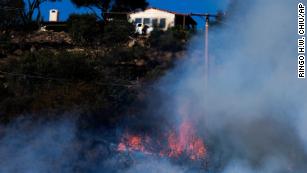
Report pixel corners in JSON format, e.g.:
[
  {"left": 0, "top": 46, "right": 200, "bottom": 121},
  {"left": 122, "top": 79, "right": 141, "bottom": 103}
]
[
  {"left": 167, "top": 120, "right": 206, "bottom": 160},
  {"left": 117, "top": 134, "right": 146, "bottom": 152},
  {"left": 117, "top": 120, "right": 206, "bottom": 160}
]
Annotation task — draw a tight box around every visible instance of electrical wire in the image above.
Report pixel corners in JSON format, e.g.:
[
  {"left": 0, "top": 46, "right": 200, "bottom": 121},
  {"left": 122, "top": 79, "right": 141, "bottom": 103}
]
[{"left": 0, "top": 70, "right": 141, "bottom": 87}]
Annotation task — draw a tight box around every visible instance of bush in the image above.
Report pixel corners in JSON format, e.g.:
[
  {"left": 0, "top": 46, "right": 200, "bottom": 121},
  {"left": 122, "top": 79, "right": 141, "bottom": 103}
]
[
  {"left": 0, "top": 0, "right": 25, "bottom": 31},
  {"left": 5, "top": 50, "right": 98, "bottom": 82},
  {"left": 67, "top": 14, "right": 134, "bottom": 47},
  {"left": 67, "top": 14, "right": 101, "bottom": 46},
  {"left": 104, "top": 45, "right": 146, "bottom": 64},
  {"left": 148, "top": 27, "right": 192, "bottom": 52},
  {"left": 0, "top": 50, "right": 102, "bottom": 118},
  {"left": 0, "top": 49, "right": 143, "bottom": 122},
  {"left": 101, "top": 20, "right": 134, "bottom": 47}
]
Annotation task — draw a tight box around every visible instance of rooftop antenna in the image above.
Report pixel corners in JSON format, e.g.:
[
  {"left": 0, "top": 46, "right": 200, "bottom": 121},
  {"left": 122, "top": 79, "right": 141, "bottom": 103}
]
[{"left": 190, "top": 13, "right": 218, "bottom": 87}]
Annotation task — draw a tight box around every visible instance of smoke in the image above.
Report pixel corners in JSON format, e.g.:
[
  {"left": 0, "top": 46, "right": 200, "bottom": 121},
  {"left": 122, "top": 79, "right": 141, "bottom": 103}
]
[
  {"left": 152, "top": 0, "right": 307, "bottom": 172},
  {"left": 124, "top": 158, "right": 186, "bottom": 173},
  {"left": 0, "top": 118, "right": 77, "bottom": 173}
]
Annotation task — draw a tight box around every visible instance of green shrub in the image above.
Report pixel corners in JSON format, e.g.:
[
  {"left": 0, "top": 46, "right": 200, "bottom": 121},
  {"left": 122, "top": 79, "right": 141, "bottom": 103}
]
[
  {"left": 101, "top": 20, "right": 134, "bottom": 47},
  {"left": 67, "top": 14, "right": 101, "bottom": 46},
  {"left": 148, "top": 27, "right": 192, "bottom": 52},
  {"left": 9, "top": 50, "right": 97, "bottom": 82},
  {"left": 104, "top": 45, "right": 146, "bottom": 64},
  {"left": 67, "top": 14, "right": 134, "bottom": 47}
]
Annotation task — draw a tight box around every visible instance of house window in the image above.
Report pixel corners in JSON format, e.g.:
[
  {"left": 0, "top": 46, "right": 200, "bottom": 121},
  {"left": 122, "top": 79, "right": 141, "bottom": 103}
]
[
  {"left": 159, "top": 18, "right": 166, "bottom": 28},
  {"left": 152, "top": 18, "right": 158, "bottom": 27},
  {"left": 143, "top": 18, "right": 150, "bottom": 25},
  {"left": 134, "top": 18, "right": 142, "bottom": 24}
]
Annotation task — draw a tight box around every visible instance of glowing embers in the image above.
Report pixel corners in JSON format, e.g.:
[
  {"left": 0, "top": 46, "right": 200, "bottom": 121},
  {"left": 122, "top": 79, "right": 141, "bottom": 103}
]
[
  {"left": 117, "top": 134, "right": 148, "bottom": 153},
  {"left": 117, "top": 120, "right": 206, "bottom": 161},
  {"left": 167, "top": 120, "right": 206, "bottom": 160}
]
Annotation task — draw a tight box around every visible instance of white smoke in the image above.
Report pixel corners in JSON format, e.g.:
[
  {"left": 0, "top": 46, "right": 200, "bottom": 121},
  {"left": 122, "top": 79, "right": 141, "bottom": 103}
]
[
  {"left": 0, "top": 118, "right": 77, "bottom": 173},
  {"left": 124, "top": 158, "right": 186, "bottom": 173},
  {"left": 153, "top": 0, "right": 307, "bottom": 172}
]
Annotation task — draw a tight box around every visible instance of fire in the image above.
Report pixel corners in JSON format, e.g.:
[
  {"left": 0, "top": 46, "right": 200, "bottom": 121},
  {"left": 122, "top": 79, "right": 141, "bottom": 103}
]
[
  {"left": 117, "top": 134, "right": 146, "bottom": 152},
  {"left": 167, "top": 120, "right": 206, "bottom": 160},
  {"left": 117, "top": 120, "right": 206, "bottom": 161}
]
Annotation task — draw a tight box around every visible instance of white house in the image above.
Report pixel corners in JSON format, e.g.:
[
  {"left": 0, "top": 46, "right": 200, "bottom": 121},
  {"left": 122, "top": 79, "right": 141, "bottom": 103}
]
[{"left": 128, "top": 8, "right": 197, "bottom": 31}]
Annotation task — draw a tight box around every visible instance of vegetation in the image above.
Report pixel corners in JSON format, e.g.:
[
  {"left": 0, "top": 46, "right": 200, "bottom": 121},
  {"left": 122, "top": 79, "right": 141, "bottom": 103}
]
[
  {"left": 0, "top": 0, "right": 198, "bottom": 126},
  {"left": 67, "top": 14, "right": 135, "bottom": 46},
  {"left": 0, "top": 41, "right": 175, "bottom": 124},
  {"left": 23, "top": 0, "right": 61, "bottom": 24},
  {"left": 71, "top": 0, "right": 148, "bottom": 20},
  {"left": 0, "top": 0, "right": 25, "bottom": 30},
  {"left": 0, "top": 13, "right": 193, "bottom": 123},
  {"left": 0, "top": 51, "right": 121, "bottom": 121},
  {"left": 101, "top": 20, "right": 135, "bottom": 46},
  {"left": 67, "top": 14, "right": 101, "bottom": 46},
  {"left": 111, "top": 0, "right": 149, "bottom": 12},
  {"left": 149, "top": 27, "right": 193, "bottom": 52},
  {"left": 0, "top": 0, "right": 61, "bottom": 31}
]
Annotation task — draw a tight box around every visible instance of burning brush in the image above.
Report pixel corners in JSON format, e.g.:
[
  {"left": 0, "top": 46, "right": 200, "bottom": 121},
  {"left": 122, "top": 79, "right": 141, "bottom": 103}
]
[{"left": 117, "top": 120, "right": 207, "bottom": 162}]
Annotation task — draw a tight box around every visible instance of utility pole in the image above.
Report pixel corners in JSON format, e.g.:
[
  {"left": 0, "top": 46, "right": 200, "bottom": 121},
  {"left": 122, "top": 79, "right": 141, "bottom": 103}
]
[
  {"left": 204, "top": 16, "right": 209, "bottom": 85},
  {"left": 190, "top": 13, "right": 217, "bottom": 87}
]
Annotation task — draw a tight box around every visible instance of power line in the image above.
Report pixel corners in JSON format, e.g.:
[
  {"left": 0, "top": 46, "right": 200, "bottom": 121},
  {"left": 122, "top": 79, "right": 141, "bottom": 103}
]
[
  {"left": 0, "top": 70, "right": 68, "bottom": 81},
  {"left": 0, "top": 70, "right": 141, "bottom": 87}
]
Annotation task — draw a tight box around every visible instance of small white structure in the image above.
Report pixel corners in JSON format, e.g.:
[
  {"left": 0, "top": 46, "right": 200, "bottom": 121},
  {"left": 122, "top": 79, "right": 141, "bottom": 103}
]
[
  {"left": 128, "top": 8, "right": 196, "bottom": 31},
  {"left": 49, "top": 9, "right": 59, "bottom": 22}
]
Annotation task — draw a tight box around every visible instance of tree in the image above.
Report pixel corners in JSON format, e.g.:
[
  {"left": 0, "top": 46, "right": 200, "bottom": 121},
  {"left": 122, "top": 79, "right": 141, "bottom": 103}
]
[
  {"left": 101, "top": 20, "right": 134, "bottom": 46},
  {"left": 71, "top": 0, "right": 111, "bottom": 20},
  {"left": 111, "top": 0, "right": 148, "bottom": 12},
  {"left": 71, "top": 0, "right": 148, "bottom": 20},
  {"left": 0, "top": 0, "right": 61, "bottom": 29},
  {"left": 22, "top": 0, "right": 60, "bottom": 24},
  {"left": 67, "top": 14, "right": 101, "bottom": 46}
]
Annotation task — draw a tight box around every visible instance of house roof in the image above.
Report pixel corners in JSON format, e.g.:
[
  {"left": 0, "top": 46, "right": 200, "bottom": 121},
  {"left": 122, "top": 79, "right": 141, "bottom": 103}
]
[
  {"left": 130, "top": 7, "right": 190, "bottom": 16},
  {"left": 145, "top": 7, "right": 190, "bottom": 16},
  {"left": 130, "top": 7, "right": 197, "bottom": 25}
]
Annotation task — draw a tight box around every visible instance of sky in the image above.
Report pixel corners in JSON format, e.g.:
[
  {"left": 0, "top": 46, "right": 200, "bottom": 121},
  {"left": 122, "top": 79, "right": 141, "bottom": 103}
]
[{"left": 40, "top": 0, "right": 230, "bottom": 27}]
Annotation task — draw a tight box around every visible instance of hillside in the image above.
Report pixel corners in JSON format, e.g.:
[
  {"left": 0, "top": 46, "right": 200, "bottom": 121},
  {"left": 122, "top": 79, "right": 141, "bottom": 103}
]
[{"left": 0, "top": 25, "right": 192, "bottom": 126}]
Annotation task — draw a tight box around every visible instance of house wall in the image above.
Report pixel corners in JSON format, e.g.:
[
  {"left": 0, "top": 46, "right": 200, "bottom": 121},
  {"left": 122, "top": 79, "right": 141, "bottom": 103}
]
[{"left": 128, "top": 8, "right": 175, "bottom": 30}]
